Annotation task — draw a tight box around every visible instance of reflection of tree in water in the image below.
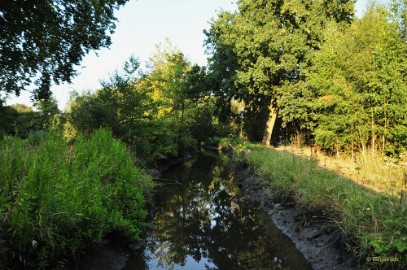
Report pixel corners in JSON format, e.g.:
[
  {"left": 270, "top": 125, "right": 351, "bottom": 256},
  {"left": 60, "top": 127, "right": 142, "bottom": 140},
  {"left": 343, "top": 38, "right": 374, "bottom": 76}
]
[{"left": 145, "top": 152, "right": 310, "bottom": 270}]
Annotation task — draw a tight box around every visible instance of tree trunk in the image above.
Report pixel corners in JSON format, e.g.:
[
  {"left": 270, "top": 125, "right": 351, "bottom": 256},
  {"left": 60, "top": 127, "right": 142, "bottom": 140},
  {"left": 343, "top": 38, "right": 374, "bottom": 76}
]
[
  {"left": 371, "top": 109, "right": 375, "bottom": 157},
  {"left": 181, "top": 99, "right": 185, "bottom": 123},
  {"left": 336, "top": 140, "right": 340, "bottom": 157},
  {"left": 262, "top": 103, "right": 278, "bottom": 146},
  {"left": 358, "top": 128, "right": 366, "bottom": 159},
  {"left": 382, "top": 115, "right": 387, "bottom": 155}
]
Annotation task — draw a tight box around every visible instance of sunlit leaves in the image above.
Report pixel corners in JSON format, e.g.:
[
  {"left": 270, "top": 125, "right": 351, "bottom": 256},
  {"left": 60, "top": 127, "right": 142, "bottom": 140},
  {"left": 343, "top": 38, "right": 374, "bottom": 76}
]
[
  {"left": 0, "top": 130, "right": 152, "bottom": 268},
  {"left": 205, "top": 0, "right": 355, "bottom": 142},
  {"left": 309, "top": 4, "right": 407, "bottom": 155}
]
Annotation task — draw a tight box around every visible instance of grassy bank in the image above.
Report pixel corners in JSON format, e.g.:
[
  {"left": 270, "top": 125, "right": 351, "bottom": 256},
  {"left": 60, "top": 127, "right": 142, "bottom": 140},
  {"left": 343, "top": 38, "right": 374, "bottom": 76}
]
[
  {"left": 0, "top": 129, "right": 154, "bottom": 269},
  {"left": 243, "top": 144, "right": 406, "bottom": 269},
  {"left": 275, "top": 145, "right": 406, "bottom": 197}
]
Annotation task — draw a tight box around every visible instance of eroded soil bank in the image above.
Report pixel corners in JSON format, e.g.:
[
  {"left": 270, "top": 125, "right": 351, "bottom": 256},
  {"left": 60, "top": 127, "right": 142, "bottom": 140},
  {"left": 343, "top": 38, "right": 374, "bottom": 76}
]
[{"left": 233, "top": 162, "right": 357, "bottom": 270}]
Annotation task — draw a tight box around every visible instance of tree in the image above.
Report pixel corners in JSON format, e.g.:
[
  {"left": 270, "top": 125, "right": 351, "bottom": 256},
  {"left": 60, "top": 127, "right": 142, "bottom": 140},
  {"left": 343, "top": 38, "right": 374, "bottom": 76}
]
[
  {"left": 67, "top": 57, "right": 148, "bottom": 143},
  {"left": 0, "top": 0, "right": 129, "bottom": 100},
  {"left": 205, "top": 0, "right": 354, "bottom": 146},
  {"left": 309, "top": 4, "right": 407, "bottom": 156},
  {"left": 67, "top": 51, "right": 202, "bottom": 161},
  {"left": 204, "top": 11, "right": 240, "bottom": 123},
  {"left": 67, "top": 46, "right": 219, "bottom": 160},
  {"left": 139, "top": 43, "right": 214, "bottom": 154},
  {"left": 34, "top": 97, "right": 60, "bottom": 129},
  {"left": 0, "top": 104, "right": 17, "bottom": 137},
  {"left": 390, "top": 0, "right": 407, "bottom": 41},
  {"left": 7, "top": 104, "right": 37, "bottom": 138}
]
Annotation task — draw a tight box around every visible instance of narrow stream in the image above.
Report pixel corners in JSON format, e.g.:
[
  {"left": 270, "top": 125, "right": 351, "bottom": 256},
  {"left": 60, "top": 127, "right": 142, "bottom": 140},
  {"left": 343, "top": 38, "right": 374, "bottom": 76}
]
[{"left": 124, "top": 150, "right": 312, "bottom": 270}]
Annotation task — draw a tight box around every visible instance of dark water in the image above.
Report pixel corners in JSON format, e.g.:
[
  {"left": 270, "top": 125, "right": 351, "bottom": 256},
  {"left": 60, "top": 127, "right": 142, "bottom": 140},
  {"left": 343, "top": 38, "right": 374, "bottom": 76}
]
[{"left": 124, "top": 150, "right": 311, "bottom": 270}]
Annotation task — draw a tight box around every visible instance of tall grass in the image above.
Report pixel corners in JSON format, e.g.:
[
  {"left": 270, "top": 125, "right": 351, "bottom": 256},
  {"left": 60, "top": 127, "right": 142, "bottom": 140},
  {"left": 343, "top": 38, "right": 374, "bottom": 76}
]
[
  {"left": 244, "top": 145, "right": 406, "bottom": 269},
  {"left": 0, "top": 129, "right": 153, "bottom": 269},
  {"left": 277, "top": 145, "right": 405, "bottom": 197}
]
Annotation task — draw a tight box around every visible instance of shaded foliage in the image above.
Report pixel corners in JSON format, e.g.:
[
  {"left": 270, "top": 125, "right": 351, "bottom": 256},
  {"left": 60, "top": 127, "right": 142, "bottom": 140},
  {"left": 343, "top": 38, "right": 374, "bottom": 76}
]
[
  {"left": 0, "top": 99, "right": 60, "bottom": 138},
  {"left": 0, "top": 0, "right": 128, "bottom": 100}
]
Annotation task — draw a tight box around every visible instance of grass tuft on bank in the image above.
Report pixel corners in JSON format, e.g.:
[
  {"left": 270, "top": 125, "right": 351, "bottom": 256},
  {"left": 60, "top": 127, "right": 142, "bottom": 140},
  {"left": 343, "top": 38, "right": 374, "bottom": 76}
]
[
  {"left": 0, "top": 129, "right": 153, "bottom": 269},
  {"left": 243, "top": 144, "right": 406, "bottom": 269}
]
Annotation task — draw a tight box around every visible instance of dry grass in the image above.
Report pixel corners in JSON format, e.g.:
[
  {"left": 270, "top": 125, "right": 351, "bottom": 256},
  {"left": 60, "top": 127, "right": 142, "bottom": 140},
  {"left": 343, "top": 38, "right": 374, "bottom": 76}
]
[
  {"left": 275, "top": 145, "right": 406, "bottom": 199},
  {"left": 244, "top": 144, "right": 407, "bottom": 267}
]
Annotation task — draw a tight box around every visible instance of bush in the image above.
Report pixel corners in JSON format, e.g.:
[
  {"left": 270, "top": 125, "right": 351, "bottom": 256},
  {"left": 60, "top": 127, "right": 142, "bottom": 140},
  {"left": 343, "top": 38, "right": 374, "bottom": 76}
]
[
  {"left": 219, "top": 135, "right": 249, "bottom": 152},
  {"left": 0, "top": 129, "right": 153, "bottom": 269}
]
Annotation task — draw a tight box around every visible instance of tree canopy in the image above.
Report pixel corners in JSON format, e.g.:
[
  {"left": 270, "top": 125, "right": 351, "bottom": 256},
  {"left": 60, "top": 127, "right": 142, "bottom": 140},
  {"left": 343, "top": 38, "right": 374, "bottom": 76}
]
[
  {"left": 65, "top": 44, "right": 217, "bottom": 161},
  {"left": 204, "top": 0, "right": 407, "bottom": 156},
  {"left": 205, "top": 0, "right": 355, "bottom": 145},
  {"left": 0, "top": 0, "right": 128, "bottom": 100}
]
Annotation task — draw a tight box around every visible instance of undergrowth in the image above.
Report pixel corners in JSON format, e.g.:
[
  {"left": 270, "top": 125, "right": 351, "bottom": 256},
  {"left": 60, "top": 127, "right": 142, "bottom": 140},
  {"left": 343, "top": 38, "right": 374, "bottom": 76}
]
[
  {"left": 243, "top": 144, "right": 406, "bottom": 269},
  {"left": 218, "top": 135, "right": 248, "bottom": 151},
  {"left": 0, "top": 129, "right": 153, "bottom": 269}
]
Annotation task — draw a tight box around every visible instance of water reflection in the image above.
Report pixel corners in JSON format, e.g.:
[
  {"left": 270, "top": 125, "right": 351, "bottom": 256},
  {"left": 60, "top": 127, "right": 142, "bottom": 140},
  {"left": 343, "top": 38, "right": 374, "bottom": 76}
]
[{"left": 124, "top": 150, "right": 311, "bottom": 270}]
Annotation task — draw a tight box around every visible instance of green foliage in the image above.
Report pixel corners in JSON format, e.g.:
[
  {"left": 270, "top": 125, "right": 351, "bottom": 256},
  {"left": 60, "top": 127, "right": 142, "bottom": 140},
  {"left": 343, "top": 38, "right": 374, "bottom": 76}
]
[
  {"left": 390, "top": 0, "right": 407, "bottom": 41},
  {"left": 388, "top": 123, "right": 407, "bottom": 155},
  {"left": 0, "top": 129, "right": 153, "bottom": 269},
  {"left": 4, "top": 104, "right": 42, "bottom": 138},
  {"left": 0, "top": 104, "right": 17, "bottom": 137},
  {"left": 66, "top": 48, "right": 221, "bottom": 161},
  {"left": 206, "top": 0, "right": 407, "bottom": 157},
  {"left": 205, "top": 0, "right": 355, "bottom": 145},
  {"left": 0, "top": 0, "right": 129, "bottom": 100},
  {"left": 33, "top": 97, "right": 60, "bottom": 130},
  {"left": 204, "top": 11, "right": 240, "bottom": 123},
  {"left": 0, "top": 97, "right": 61, "bottom": 139},
  {"left": 245, "top": 145, "right": 407, "bottom": 267},
  {"left": 309, "top": 5, "right": 407, "bottom": 156},
  {"left": 219, "top": 135, "right": 249, "bottom": 153}
]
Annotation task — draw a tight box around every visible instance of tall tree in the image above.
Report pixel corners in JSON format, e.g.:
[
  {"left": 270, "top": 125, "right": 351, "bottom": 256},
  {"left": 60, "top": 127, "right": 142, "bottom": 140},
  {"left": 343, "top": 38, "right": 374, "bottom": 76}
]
[
  {"left": 309, "top": 4, "right": 407, "bottom": 156},
  {"left": 0, "top": 0, "right": 128, "bottom": 100},
  {"left": 137, "top": 43, "right": 199, "bottom": 153},
  {"left": 204, "top": 11, "right": 240, "bottom": 123},
  {"left": 390, "top": 0, "right": 407, "bottom": 40},
  {"left": 34, "top": 96, "right": 60, "bottom": 129},
  {"left": 206, "top": 0, "right": 354, "bottom": 145}
]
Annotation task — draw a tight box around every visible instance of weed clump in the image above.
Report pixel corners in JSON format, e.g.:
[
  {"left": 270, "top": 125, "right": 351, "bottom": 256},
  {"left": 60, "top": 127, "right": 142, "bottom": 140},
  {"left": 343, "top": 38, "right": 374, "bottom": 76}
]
[{"left": 0, "top": 129, "right": 153, "bottom": 269}]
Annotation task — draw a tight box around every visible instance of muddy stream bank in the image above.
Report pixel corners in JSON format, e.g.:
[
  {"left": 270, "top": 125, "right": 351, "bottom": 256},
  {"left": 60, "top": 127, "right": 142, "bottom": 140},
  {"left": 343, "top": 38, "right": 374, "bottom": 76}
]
[{"left": 234, "top": 162, "right": 357, "bottom": 270}]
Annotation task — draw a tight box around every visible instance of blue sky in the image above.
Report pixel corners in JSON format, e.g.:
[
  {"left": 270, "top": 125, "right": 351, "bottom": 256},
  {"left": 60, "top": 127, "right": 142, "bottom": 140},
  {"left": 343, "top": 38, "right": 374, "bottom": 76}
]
[{"left": 6, "top": 0, "right": 377, "bottom": 110}]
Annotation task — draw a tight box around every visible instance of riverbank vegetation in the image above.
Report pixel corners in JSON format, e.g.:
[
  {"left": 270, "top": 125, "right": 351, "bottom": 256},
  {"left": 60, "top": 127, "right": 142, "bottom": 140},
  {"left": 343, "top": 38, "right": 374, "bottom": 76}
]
[
  {"left": 0, "top": 130, "right": 153, "bottom": 268},
  {"left": 241, "top": 144, "right": 406, "bottom": 268},
  {"left": 276, "top": 145, "right": 406, "bottom": 197}
]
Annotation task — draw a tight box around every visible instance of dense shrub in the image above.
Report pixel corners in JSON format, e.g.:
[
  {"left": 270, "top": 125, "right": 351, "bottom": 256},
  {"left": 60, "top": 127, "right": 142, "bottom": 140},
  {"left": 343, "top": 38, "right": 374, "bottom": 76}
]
[{"left": 0, "top": 129, "right": 153, "bottom": 269}]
